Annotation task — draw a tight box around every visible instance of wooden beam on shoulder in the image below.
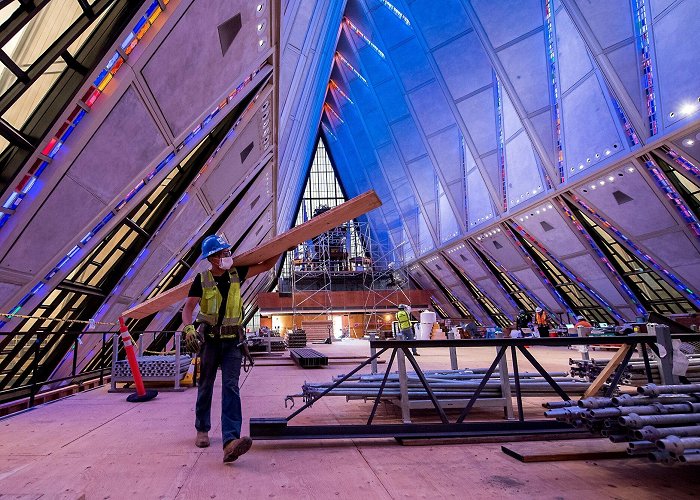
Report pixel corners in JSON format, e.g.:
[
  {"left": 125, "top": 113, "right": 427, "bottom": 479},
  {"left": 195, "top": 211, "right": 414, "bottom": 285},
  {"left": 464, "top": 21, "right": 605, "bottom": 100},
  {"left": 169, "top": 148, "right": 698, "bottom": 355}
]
[{"left": 121, "top": 190, "right": 382, "bottom": 319}]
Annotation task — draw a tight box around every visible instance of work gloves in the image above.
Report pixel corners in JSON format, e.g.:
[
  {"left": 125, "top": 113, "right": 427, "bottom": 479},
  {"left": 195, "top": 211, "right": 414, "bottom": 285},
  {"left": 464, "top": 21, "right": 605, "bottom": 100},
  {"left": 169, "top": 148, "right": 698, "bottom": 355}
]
[{"left": 184, "top": 324, "right": 201, "bottom": 353}]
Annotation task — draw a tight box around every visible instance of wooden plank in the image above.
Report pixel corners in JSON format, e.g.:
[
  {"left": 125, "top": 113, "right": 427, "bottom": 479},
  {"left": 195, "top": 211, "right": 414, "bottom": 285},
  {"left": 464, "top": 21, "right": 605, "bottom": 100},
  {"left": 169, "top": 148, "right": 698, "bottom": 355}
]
[
  {"left": 501, "top": 439, "right": 628, "bottom": 462},
  {"left": 233, "top": 190, "right": 381, "bottom": 266},
  {"left": 121, "top": 280, "right": 192, "bottom": 319},
  {"left": 583, "top": 344, "right": 631, "bottom": 398},
  {"left": 121, "top": 190, "right": 382, "bottom": 319}
]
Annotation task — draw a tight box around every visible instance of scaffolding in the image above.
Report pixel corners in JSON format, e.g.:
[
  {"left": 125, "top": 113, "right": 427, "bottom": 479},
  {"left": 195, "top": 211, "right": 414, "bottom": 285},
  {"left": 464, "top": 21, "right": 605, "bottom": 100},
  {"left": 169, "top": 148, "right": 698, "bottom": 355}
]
[
  {"left": 279, "top": 216, "right": 409, "bottom": 338},
  {"left": 361, "top": 237, "right": 411, "bottom": 337}
]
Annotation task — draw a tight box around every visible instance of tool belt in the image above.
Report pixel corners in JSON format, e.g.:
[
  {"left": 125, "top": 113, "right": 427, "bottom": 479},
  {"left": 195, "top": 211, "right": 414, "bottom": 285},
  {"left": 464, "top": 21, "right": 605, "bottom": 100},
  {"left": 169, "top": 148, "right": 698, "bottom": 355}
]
[{"left": 197, "top": 323, "right": 242, "bottom": 340}]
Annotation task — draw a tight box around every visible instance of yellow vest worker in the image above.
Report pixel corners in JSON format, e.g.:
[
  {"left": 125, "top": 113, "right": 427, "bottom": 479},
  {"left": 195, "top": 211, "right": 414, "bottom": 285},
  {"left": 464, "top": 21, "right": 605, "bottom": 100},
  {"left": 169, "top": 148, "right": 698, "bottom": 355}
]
[{"left": 396, "top": 304, "right": 418, "bottom": 355}]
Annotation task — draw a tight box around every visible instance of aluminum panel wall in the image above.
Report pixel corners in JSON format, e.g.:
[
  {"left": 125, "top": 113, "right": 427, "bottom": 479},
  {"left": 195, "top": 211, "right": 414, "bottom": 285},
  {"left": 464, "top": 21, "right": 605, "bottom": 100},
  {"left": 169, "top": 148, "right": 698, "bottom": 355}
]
[
  {"left": 652, "top": 0, "right": 700, "bottom": 130},
  {"left": 66, "top": 86, "right": 168, "bottom": 205},
  {"left": 141, "top": 0, "right": 269, "bottom": 137},
  {"left": 518, "top": 206, "right": 586, "bottom": 257},
  {"left": 512, "top": 268, "right": 564, "bottom": 313},
  {"left": 573, "top": 165, "right": 676, "bottom": 237}
]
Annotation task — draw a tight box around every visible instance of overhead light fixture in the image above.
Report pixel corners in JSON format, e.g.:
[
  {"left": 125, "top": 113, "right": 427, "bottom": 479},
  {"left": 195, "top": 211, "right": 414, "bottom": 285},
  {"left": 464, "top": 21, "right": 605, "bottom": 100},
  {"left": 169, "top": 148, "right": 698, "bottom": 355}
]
[
  {"left": 605, "top": 150, "right": 611, "bottom": 155},
  {"left": 680, "top": 103, "right": 697, "bottom": 116},
  {"left": 683, "top": 138, "right": 695, "bottom": 146},
  {"left": 608, "top": 176, "right": 614, "bottom": 182},
  {"left": 256, "top": 4, "right": 264, "bottom": 12},
  {"left": 257, "top": 22, "right": 265, "bottom": 31}
]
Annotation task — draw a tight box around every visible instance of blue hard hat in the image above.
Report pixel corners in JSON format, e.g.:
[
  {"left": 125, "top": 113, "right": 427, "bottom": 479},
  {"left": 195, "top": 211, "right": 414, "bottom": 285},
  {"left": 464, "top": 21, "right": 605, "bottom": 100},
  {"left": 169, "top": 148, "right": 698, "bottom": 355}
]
[{"left": 201, "top": 235, "right": 231, "bottom": 259}]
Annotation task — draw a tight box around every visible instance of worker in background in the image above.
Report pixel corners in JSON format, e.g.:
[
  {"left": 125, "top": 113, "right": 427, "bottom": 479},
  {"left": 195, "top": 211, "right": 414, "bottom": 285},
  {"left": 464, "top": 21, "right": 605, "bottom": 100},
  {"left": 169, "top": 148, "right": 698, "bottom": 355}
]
[
  {"left": 396, "top": 304, "right": 419, "bottom": 355},
  {"left": 182, "top": 235, "right": 280, "bottom": 463},
  {"left": 534, "top": 307, "right": 550, "bottom": 338},
  {"left": 515, "top": 309, "right": 531, "bottom": 330},
  {"left": 464, "top": 317, "right": 478, "bottom": 338},
  {"left": 574, "top": 315, "right": 592, "bottom": 328}
]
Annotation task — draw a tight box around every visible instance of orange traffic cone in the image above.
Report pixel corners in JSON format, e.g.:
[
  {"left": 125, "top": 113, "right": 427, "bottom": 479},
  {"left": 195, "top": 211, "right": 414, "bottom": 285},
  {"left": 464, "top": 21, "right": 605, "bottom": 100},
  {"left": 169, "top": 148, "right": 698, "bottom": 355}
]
[{"left": 119, "top": 316, "right": 157, "bottom": 402}]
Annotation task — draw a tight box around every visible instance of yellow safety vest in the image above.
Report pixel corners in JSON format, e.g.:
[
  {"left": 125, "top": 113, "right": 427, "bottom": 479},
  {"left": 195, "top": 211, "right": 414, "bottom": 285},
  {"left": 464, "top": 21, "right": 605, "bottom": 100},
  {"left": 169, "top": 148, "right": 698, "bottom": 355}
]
[
  {"left": 396, "top": 310, "right": 411, "bottom": 330},
  {"left": 535, "top": 311, "right": 548, "bottom": 326},
  {"left": 196, "top": 269, "right": 241, "bottom": 338}
]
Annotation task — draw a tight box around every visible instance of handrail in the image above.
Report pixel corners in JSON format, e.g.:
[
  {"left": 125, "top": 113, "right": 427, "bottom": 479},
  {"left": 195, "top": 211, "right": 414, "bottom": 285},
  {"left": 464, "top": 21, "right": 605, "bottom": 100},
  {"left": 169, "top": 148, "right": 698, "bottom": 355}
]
[
  {"left": 0, "top": 329, "right": 189, "bottom": 409},
  {"left": 0, "top": 329, "right": 184, "bottom": 338},
  {"left": 0, "top": 368, "right": 108, "bottom": 399},
  {"left": 369, "top": 335, "right": 660, "bottom": 348}
]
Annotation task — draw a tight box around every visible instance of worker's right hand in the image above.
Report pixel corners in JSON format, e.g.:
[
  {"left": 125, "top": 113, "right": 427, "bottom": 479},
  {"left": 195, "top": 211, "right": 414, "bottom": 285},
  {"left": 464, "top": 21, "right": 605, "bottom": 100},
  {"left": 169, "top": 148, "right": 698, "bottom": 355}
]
[{"left": 184, "top": 324, "right": 201, "bottom": 353}]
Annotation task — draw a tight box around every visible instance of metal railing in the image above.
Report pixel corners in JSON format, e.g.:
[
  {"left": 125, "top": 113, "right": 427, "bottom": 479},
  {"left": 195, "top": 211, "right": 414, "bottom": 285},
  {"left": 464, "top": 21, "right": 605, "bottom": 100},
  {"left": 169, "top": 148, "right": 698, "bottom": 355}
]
[{"left": 0, "top": 329, "right": 184, "bottom": 409}]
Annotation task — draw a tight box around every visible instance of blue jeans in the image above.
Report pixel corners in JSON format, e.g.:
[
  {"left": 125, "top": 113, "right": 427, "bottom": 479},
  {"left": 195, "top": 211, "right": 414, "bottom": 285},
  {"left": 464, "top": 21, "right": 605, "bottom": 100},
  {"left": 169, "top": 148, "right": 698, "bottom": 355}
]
[
  {"left": 399, "top": 327, "right": 418, "bottom": 355},
  {"left": 195, "top": 338, "right": 243, "bottom": 446}
]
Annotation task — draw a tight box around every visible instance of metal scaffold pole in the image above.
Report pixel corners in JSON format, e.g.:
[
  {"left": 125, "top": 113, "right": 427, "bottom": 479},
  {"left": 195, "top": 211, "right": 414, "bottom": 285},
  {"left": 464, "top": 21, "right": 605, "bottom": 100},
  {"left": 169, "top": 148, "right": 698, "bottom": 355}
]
[{"left": 362, "top": 231, "right": 410, "bottom": 339}]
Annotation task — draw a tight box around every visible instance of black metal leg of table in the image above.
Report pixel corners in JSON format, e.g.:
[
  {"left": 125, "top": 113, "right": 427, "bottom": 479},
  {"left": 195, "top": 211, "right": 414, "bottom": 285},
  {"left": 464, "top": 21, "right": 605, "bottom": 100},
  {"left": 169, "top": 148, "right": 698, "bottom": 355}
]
[
  {"left": 456, "top": 346, "right": 508, "bottom": 424},
  {"left": 517, "top": 346, "right": 571, "bottom": 402},
  {"left": 403, "top": 348, "right": 450, "bottom": 424},
  {"left": 367, "top": 348, "right": 397, "bottom": 425},
  {"left": 510, "top": 345, "right": 524, "bottom": 421}
]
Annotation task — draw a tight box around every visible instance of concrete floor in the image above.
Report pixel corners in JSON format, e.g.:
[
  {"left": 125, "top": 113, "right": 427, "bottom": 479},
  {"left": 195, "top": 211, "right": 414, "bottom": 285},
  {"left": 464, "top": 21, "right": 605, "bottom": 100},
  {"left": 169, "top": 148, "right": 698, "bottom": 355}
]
[{"left": 0, "top": 339, "right": 697, "bottom": 499}]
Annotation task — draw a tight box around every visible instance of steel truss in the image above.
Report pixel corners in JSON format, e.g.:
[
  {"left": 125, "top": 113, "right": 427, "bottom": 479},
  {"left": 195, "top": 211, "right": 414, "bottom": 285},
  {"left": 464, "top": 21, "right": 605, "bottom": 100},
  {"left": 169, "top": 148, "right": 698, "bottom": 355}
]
[{"left": 250, "top": 335, "right": 662, "bottom": 440}]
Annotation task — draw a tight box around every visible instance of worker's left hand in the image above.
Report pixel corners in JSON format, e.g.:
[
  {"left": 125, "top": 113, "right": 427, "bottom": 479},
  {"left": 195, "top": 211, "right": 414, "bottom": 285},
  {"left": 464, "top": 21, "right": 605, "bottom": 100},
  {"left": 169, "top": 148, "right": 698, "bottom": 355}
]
[{"left": 184, "top": 324, "right": 201, "bottom": 353}]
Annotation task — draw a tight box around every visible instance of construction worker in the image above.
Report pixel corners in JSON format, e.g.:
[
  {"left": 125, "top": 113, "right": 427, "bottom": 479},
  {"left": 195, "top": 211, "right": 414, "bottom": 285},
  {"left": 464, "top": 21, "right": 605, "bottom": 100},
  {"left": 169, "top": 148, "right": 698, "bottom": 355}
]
[
  {"left": 182, "top": 235, "right": 280, "bottom": 463},
  {"left": 534, "top": 307, "right": 550, "bottom": 338},
  {"left": 464, "top": 317, "right": 479, "bottom": 338},
  {"left": 515, "top": 309, "right": 531, "bottom": 330},
  {"left": 396, "top": 304, "right": 418, "bottom": 355},
  {"left": 574, "top": 315, "right": 592, "bottom": 328}
]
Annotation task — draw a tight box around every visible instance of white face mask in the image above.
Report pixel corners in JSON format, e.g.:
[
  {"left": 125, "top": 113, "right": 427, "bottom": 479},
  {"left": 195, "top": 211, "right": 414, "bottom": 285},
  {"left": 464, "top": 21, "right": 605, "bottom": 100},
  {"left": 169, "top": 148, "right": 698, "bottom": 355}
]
[{"left": 218, "top": 256, "right": 233, "bottom": 270}]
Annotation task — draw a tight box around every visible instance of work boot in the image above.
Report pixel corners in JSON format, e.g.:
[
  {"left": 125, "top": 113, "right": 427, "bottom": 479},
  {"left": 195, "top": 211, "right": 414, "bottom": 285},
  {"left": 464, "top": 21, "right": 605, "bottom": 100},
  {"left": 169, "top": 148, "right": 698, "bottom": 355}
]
[
  {"left": 195, "top": 431, "right": 210, "bottom": 448},
  {"left": 223, "top": 436, "right": 253, "bottom": 463}
]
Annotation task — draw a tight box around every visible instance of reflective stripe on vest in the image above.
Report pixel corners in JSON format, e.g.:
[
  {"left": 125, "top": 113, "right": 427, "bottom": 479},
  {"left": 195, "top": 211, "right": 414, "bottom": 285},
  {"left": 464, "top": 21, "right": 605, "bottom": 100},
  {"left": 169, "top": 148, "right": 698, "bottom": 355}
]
[
  {"left": 396, "top": 310, "right": 411, "bottom": 330},
  {"left": 535, "top": 312, "right": 547, "bottom": 325},
  {"left": 196, "top": 269, "right": 241, "bottom": 331}
]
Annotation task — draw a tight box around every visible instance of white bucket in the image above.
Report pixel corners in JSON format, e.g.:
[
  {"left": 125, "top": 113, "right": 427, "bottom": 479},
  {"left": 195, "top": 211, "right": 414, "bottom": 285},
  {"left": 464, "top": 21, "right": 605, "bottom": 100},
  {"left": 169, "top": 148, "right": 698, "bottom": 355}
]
[{"left": 419, "top": 310, "right": 436, "bottom": 340}]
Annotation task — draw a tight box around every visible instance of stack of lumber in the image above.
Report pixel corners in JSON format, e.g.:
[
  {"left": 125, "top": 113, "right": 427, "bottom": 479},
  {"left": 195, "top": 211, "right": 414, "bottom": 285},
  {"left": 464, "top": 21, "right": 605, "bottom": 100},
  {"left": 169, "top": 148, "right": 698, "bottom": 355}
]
[{"left": 286, "top": 330, "right": 307, "bottom": 348}]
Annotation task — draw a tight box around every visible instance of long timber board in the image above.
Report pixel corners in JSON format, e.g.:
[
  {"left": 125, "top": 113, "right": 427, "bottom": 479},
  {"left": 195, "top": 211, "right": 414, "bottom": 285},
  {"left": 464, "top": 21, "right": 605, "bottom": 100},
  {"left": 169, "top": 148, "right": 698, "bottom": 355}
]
[{"left": 121, "top": 190, "right": 382, "bottom": 319}]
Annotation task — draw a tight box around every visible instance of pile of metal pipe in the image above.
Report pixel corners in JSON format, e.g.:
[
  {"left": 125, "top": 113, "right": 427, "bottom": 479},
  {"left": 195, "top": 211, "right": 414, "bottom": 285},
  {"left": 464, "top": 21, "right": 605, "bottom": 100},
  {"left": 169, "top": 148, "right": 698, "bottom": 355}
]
[
  {"left": 569, "top": 355, "right": 700, "bottom": 386},
  {"left": 299, "top": 367, "right": 591, "bottom": 402},
  {"left": 570, "top": 355, "right": 700, "bottom": 382},
  {"left": 544, "top": 383, "right": 700, "bottom": 465}
]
